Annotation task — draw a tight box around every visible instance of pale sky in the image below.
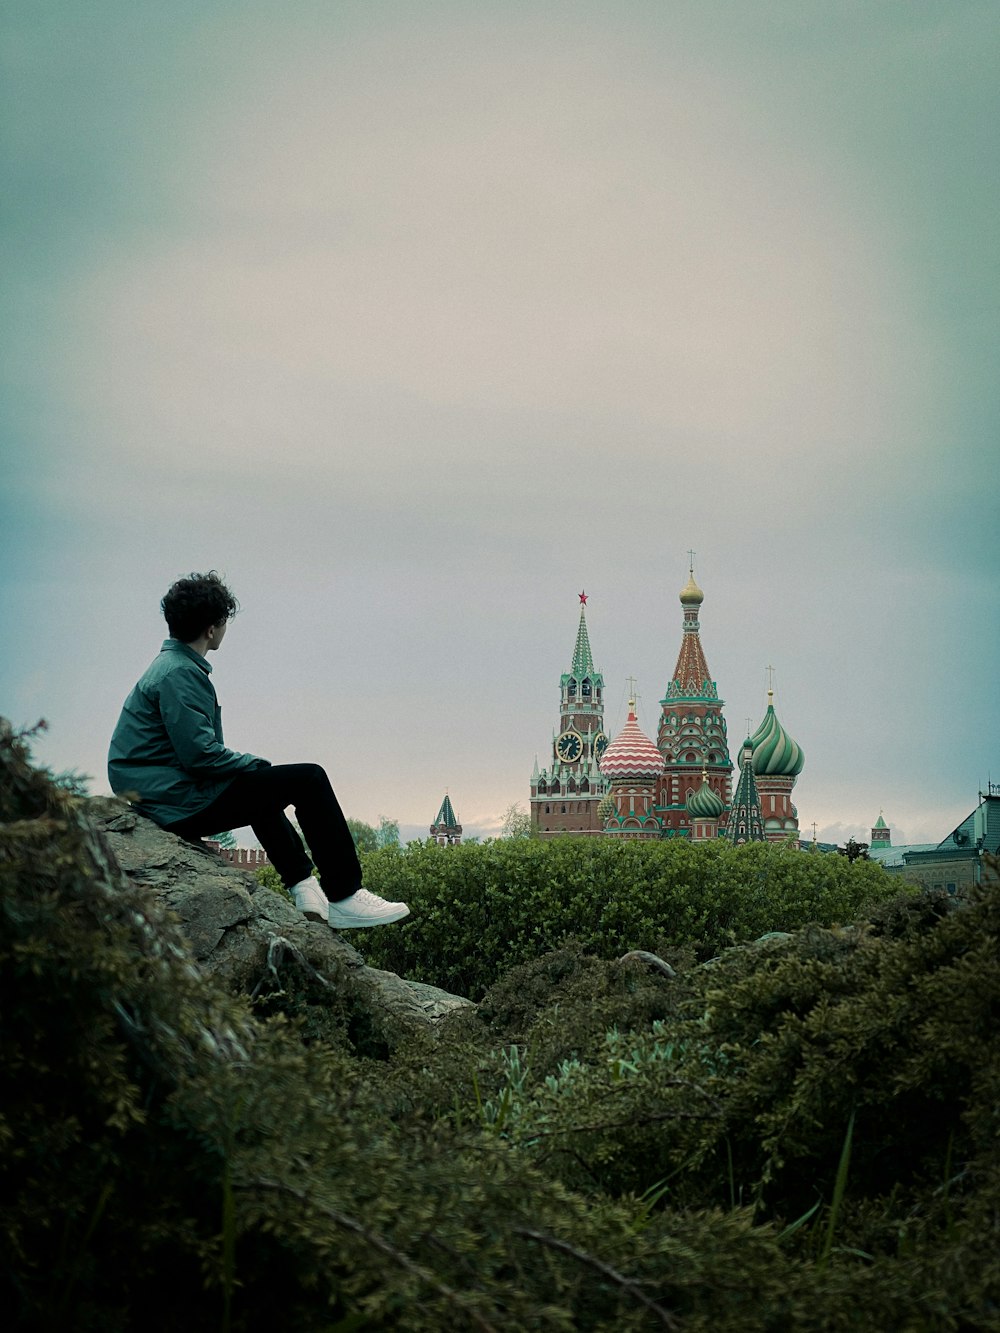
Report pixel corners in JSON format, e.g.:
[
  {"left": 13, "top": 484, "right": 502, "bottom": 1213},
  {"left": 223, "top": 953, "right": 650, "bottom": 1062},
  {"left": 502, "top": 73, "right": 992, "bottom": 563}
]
[{"left": 2, "top": 1, "right": 998, "bottom": 845}]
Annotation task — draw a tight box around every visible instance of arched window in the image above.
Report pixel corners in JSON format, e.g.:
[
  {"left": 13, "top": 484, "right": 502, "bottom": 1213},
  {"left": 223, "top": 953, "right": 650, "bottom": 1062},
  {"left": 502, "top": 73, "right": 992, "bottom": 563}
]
[
  {"left": 581, "top": 677, "right": 592, "bottom": 698},
  {"left": 567, "top": 678, "right": 577, "bottom": 699}
]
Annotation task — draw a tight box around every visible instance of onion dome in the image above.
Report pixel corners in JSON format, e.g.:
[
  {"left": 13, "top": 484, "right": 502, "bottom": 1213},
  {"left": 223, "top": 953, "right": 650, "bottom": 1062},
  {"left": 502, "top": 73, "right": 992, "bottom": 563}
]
[
  {"left": 679, "top": 571, "right": 704, "bottom": 606},
  {"left": 597, "top": 792, "right": 616, "bottom": 823},
  {"left": 600, "top": 702, "right": 663, "bottom": 780},
  {"left": 687, "top": 773, "right": 725, "bottom": 819},
  {"left": 750, "top": 693, "right": 804, "bottom": 777}
]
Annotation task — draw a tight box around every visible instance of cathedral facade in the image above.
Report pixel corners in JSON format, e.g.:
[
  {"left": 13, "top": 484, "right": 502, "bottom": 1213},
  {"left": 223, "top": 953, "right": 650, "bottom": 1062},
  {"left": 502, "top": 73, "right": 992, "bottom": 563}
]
[{"left": 530, "top": 569, "right": 805, "bottom": 842}]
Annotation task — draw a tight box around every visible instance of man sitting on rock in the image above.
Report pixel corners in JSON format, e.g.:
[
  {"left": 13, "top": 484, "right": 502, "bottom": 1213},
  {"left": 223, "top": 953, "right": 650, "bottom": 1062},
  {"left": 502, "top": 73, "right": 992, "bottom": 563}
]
[{"left": 108, "top": 571, "right": 409, "bottom": 930}]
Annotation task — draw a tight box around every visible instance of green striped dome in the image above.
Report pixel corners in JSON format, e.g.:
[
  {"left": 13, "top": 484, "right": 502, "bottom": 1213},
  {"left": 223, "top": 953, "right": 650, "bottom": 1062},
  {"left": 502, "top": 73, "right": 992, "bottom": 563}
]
[
  {"left": 750, "top": 704, "right": 804, "bottom": 777},
  {"left": 687, "top": 778, "right": 725, "bottom": 819}
]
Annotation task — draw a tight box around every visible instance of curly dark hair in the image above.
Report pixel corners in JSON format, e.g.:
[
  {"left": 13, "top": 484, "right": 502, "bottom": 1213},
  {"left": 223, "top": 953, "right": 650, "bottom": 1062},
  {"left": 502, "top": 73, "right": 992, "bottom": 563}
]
[{"left": 161, "top": 572, "right": 239, "bottom": 643}]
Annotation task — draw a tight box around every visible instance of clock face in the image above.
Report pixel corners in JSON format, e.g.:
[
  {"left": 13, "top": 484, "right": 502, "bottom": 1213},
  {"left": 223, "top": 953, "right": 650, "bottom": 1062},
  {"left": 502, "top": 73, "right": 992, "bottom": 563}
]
[
  {"left": 556, "top": 729, "right": 583, "bottom": 763},
  {"left": 593, "top": 732, "right": 609, "bottom": 760}
]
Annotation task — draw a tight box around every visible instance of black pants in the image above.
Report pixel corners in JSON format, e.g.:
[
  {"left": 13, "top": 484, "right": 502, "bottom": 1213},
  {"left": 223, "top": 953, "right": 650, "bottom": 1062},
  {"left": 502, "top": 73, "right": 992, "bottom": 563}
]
[{"left": 167, "top": 764, "right": 361, "bottom": 903}]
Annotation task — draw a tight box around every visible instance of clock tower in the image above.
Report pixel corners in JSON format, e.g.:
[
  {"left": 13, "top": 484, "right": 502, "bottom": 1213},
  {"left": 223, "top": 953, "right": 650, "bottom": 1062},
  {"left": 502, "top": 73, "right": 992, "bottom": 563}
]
[{"left": 530, "top": 592, "right": 609, "bottom": 837}]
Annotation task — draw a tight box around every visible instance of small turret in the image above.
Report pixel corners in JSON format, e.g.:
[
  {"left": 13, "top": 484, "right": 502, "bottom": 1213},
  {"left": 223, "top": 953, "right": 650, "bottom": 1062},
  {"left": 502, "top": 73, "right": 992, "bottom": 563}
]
[
  {"left": 687, "top": 771, "right": 725, "bottom": 820},
  {"left": 726, "top": 739, "right": 765, "bottom": 844},
  {"left": 430, "top": 794, "right": 462, "bottom": 846},
  {"left": 871, "top": 812, "right": 891, "bottom": 847}
]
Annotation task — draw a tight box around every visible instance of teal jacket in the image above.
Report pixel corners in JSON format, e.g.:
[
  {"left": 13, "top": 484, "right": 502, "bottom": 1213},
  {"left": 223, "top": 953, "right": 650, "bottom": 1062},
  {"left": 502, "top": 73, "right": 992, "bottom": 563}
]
[{"left": 108, "top": 639, "right": 270, "bottom": 826}]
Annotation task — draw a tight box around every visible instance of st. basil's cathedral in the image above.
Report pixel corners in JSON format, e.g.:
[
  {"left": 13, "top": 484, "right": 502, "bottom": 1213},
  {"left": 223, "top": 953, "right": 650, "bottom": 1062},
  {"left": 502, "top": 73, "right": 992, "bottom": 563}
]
[{"left": 529, "top": 566, "right": 805, "bottom": 842}]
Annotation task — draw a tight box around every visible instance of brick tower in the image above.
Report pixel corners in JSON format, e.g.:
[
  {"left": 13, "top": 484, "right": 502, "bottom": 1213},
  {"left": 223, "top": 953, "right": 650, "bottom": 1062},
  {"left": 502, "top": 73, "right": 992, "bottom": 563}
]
[
  {"left": 871, "top": 812, "right": 891, "bottom": 848},
  {"left": 530, "top": 592, "right": 609, "bottom": 837},
  {"left": 655, "top": 564, "right": 734, "bottom": 836}
]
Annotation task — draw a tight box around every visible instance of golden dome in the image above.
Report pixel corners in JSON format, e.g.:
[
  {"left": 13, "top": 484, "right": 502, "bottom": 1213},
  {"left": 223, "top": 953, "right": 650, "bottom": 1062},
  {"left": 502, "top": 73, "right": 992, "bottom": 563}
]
[{"left": 679, "top": 572, "right": 704, "bottom": 605}]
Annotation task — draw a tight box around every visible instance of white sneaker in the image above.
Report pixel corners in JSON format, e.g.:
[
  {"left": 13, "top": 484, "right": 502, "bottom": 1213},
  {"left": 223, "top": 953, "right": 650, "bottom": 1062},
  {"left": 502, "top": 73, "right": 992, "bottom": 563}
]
[
  {"left": 292, "top": 876, "right": 329, "bottom": 922},
  {"left": 328, "top": 888, "right": 410, "bottom": 929}
]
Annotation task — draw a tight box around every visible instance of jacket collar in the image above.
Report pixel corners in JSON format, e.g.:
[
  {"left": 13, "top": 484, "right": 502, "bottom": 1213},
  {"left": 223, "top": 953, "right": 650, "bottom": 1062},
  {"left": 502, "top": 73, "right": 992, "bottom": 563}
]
[{"left": 161, "top": 639, "right": 212, "bottom": 673}]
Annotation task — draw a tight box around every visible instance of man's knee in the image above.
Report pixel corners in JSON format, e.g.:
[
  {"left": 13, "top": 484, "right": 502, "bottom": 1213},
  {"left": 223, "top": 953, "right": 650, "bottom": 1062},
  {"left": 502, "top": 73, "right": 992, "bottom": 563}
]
[{"left": 276, "top": 762, "right": 331, "bottom": 794}]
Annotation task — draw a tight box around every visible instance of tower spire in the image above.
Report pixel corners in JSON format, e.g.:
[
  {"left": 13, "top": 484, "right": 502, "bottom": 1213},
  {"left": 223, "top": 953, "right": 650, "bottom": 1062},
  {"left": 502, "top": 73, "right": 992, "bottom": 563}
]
[
  {"left": 726, "top": 737, "right": 765, "bottom": 844},
  {"left": 571, "top": 591, "right": 595, "bottom": 676},
  {"left": 669, "top": 563, "right": 713, "bottom": 698}
]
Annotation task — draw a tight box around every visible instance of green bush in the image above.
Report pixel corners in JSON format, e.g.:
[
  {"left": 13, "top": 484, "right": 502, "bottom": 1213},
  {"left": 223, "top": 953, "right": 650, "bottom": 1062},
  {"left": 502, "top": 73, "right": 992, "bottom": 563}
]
[
  {"left": 5, "top": 720, "right": 998, "bottom": 1330},
  {"left": 450, "top": 883, "right": 1000, "bottom": 1328},
  {"left": 357, "top": 836, "right": 902, "bottom": 997}
]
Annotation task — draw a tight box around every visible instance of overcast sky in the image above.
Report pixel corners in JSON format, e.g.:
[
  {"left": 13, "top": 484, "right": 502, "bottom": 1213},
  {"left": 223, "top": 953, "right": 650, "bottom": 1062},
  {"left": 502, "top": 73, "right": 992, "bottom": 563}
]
[{"left": 2, "top": 0, "right": 998, "bottom": 846}]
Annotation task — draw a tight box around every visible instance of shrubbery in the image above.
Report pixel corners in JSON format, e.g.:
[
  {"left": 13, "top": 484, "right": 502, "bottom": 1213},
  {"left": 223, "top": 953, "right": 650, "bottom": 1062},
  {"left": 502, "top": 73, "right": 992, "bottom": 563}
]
[
  {"left": 4, "top": 721, "right": 998, "bottom": 1330},
  {"left": 355, "top": 835, "right": 900, "bottom": 997}
]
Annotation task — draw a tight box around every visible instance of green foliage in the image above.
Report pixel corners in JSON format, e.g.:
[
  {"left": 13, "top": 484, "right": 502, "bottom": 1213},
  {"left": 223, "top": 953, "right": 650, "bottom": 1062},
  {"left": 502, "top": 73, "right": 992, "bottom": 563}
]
[
  {"left": 347, "top": 816, "right": 401, "bottom": 852},
  {"left": 4, "top": 718, "right": 999, "bottom": 1330},
  {"left": 346, "top": 817, "right": 378, "bottom": 852},
  {"left": 254, "top": 860, "right": 284, "bottom": 894},
  {"left": 375, "top": 814, "right": 400, "bottom": 850},
  {"left": 455, "top": 880, "right": 1000, "bottom": 1325},
  {"left": 357, "top": 835, "right": 902, "bottom": 997},
  {"left": 50, "top": 766, "right": 93, "bottom": 796},
  {"left": 500, "top": 801, "right": 533, "bottom": 839}
]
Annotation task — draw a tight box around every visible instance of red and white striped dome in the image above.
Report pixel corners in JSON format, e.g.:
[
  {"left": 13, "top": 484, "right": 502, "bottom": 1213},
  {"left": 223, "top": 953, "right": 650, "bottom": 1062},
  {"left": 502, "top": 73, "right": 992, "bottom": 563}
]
[{"left": 600, "top": 705, "right": 663, "bottom": 779}]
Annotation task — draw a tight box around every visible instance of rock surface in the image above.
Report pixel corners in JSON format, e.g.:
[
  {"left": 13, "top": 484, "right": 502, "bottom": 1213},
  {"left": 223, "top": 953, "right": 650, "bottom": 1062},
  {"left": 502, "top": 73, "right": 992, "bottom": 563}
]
[{"left": 87, "top": 797, "right": 473, "bottom": 1036}]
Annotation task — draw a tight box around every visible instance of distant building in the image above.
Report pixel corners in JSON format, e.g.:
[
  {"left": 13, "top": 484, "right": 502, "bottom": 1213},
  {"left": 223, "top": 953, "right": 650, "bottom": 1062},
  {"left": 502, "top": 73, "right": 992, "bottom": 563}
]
[
  {"left": 529, "top": 593, "right": 609, "bottom": 836},
  {"left": 866, "top": 788, "right": 1000, "bottom": 888},
  {"left": 204, "top": 841, "right": 270, "bottom": 870},
  {"left": 871, "top": 812, "right": 891, "bottom": 849},
  {"left": 430, "top": 794, "right": 463, "bottom": 845},
  {"left": 532, "top": 566, "right": 806, "bottom": 842},
  {"left": 900, "top": 786, "right": 1000, "bottom": 890}
]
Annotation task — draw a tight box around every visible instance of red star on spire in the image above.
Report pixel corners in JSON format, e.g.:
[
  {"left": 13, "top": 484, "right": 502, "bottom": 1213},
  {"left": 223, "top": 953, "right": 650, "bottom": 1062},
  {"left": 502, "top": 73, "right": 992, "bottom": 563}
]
[{"left": 579, "top": 590, "right": 588, "bottom": 605}]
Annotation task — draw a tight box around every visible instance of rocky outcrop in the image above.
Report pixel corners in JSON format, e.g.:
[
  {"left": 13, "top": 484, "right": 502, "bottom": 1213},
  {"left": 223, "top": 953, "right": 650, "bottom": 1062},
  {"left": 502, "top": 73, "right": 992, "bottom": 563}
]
[{"left": 87, "top": 797, "right": 472, "bottom": 1036}]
